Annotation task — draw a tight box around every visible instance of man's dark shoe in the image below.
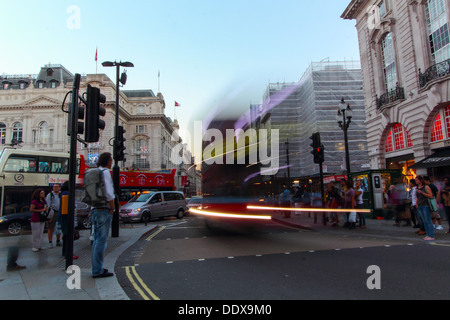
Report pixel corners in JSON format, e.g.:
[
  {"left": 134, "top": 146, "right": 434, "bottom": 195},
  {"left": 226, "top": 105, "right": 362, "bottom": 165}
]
[
  {"left": 93, "top": 269, "right": 113, "bottom": 278},
  {"left": 7, "top": 265, "right": 26, "bottom": 272}
]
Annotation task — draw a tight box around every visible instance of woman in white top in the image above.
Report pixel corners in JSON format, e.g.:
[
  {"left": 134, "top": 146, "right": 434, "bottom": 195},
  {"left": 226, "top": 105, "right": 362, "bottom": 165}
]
[{"left": 355, "top": 181, "right": 366, "bottom": 228}]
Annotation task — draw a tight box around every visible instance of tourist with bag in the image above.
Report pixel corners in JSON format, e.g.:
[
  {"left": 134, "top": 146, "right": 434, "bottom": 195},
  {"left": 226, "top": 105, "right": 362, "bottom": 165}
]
[
  {"left": 45, "top": 183, "right": 61, "bottom": 248},
  {"left": 30, "top": 189, "right": 49, "bottom": 252},
  {"left": 415, "top": 176, "right": 435, "bottom": 241},
  {"left": 89, "top": 152, "right": 115, "bottom": 278}
]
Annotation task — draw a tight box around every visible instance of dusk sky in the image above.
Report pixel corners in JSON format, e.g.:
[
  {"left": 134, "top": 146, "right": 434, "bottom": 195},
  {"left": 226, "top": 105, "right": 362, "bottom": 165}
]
[{"left": 0, "top": 0, "right": 360, "bottom": 141}]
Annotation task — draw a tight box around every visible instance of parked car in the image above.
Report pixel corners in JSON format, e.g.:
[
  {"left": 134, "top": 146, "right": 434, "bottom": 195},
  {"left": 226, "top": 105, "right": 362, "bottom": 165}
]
[
  {"left": 0, "top": 211, "right": 34, "bottom": 236},
  {"left": 119, "top": 191, "right": 186, "bottom": 222}
]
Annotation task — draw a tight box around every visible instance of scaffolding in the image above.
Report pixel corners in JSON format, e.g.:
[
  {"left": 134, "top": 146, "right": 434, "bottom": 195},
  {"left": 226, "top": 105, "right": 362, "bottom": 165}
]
[{"left": 265, "top": 60, "right": 369, "bottom": 180}]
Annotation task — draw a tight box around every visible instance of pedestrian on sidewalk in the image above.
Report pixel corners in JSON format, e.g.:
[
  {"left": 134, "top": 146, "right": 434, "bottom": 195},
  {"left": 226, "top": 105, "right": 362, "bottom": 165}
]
[
  {"left": 408, "top": 179, "right": 420, "bottom": 228},
  {"left": 415, "top": 176, "right": 435, "bottom": 241},
  {"left": 292, "top": 186, "right": 303, "bottom": 216},
  {"left": 440, "top": 177, "right": 450, "bottom": 234},
  {"left": 282, "top": 185, "right": 291, "bottom": 219},
  {"left": 45, "top": 183, "right": 61, "bottom": 248},
  {"left": 355, "top": 180, "right": 366, "bottom": 229},
  {"left": 30, "top": 189, "right": 48, "bottom": 252},
  {"left": 91, "top": 152, "right": 115, "bottom": 278},
  {"left": 344, "top": 180, "right": 356, "bottom": 229},
  {"left": 326, "top": 182, "right": 340, "bottom": 226},
  {"left": 423, "top": 176, "right": 444, "bottom": 230}
]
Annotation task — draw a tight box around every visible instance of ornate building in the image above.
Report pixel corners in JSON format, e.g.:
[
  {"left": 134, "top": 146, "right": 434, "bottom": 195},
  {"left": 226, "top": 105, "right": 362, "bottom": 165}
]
[
  {"left": 342, "top": 0, "right": 450, "bottom": 178},
  {"left": 0, "top": 64, "right": 184, "bottom": 176}
]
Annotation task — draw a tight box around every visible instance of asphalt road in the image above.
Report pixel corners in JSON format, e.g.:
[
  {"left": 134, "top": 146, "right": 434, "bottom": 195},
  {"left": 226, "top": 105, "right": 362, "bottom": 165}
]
[{"left": 115, "top": 216, "right": 450, "bottom": 300}]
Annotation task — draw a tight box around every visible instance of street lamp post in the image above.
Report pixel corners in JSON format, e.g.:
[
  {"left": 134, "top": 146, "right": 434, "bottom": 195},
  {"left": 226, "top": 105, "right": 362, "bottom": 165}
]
[
  {"left": 337, "top": 98, "right": 353, "bottom": 180},
  {"left": 102, "top": 61, "right": 134, "bottom": 238}
]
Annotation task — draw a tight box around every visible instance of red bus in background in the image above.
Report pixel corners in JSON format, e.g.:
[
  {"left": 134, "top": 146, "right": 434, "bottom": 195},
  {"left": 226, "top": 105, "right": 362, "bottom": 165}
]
[{"left": 117, "top": 169, "right": 177, "bottom": 205}]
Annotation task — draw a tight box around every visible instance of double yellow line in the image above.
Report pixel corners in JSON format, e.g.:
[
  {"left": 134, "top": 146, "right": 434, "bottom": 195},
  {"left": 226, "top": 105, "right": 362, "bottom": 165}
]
[{"left": 124, "top": 266, "right": 160, "bottom": 300}]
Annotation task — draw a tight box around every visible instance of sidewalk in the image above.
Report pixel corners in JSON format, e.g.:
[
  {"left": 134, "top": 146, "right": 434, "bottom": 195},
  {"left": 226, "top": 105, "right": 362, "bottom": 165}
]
[
  {"left": 0, "top": 223, "right": 158, "bottom": 300},
  {"left": 271, "top": 210, "right": 450, "bottom": 243}
]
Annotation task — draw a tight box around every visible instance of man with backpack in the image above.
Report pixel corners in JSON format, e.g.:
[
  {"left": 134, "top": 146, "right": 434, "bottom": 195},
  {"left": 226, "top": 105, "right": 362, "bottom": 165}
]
[{"left": 87, "top": 152, "right": 115, "bottom": 278}]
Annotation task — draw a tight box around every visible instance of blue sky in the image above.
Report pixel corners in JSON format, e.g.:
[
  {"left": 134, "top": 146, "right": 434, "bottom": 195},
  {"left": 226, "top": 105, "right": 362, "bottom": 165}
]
[{"left": 0, "top": 0, "right": 359, "bottom": 139}]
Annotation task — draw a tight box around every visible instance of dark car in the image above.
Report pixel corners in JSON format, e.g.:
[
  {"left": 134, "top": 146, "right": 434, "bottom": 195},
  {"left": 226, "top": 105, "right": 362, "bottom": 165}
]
[{"left": 0, "top": 211, "right": 33, "bottom": 236}]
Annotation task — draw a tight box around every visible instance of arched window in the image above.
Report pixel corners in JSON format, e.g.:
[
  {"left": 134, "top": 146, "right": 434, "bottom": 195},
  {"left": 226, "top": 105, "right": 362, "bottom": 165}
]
[
  {"left": 385, "top": 124, "right": 413, "bottom": 153},
  {"left": 0, "top": 123, "right": 6, "bottom": 145},
  {"left": 38, "top": 121, "right": 49, "bottom": 144},
  {"left": 430, "top": 105, "right": 450, "bottom": 142},
  {"left": 381, "top": 33, "right": 398, "bottom": 92},
  {"left": 12, "top": 122, "right": 23, "bottom": 143}
]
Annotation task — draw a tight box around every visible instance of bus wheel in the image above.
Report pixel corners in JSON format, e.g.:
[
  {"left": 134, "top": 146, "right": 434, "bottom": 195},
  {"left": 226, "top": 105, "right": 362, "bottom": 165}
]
[{"left": 8, "top": 222, "right": 23, "bottom": 236}]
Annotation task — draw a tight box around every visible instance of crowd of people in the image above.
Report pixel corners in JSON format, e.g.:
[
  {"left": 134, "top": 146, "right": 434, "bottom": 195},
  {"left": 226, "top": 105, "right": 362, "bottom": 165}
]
[
  {"left": 8, "top": 152, "right": 116, "bottom": 279},
  {"left": 385, "top": 175, "right": 450, "bottom": 241},
  {"left": 275, "top": 175, "right": 450, "bottom": 239}
]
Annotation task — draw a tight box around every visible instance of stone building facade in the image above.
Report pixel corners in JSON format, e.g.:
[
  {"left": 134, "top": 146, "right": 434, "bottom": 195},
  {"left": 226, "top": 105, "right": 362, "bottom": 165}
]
[
  {"left": 0, "top": 64, "right": 185, "bottom": 178},
  {"left": 342, "top": 0, "right": 450, "bottom": 178}
]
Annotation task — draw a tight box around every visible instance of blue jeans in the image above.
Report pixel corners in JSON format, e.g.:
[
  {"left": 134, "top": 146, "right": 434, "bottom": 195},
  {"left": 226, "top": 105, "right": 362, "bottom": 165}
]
[
  {"left": 90, "top": 208, "right": 112, "bottom": 276},
  {"left": 417, "top": 205, "right": 434, "bottom": 238}
]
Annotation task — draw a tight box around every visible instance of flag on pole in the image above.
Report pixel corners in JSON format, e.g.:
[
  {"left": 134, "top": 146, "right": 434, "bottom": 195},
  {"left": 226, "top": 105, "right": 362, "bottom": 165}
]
[
  {"left": 95, "top": 47, "right": 98, "bottom": 74},
  {"left": 175, "top": 101, "right": 180, "bottom": 107}
]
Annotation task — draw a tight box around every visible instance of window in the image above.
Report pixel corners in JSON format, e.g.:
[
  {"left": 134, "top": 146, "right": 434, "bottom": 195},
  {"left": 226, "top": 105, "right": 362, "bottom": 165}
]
[
  {"left": 12, "top": 123, "right": 22, "bottom": 143},
  {"left": 19, "top": 82, "right": 26, "bottom": 89},
  {"left": 136, "top": 139, "right": 146, "bottom": 152},
  {"left": 136, "top": 125, "right": 146, "bottom": 134},
  {"left": 426, "top": 0, "right": 450, "bottom": 64},
  {"left": 386, "top": 131, "right": 393, "bottom": 152},
  {"left": 431, "top": 113, "right": 444, "bottom": 142},
  {"left": 4, "top": 154, "right": 69, "bottom": 173},
  {"left": 393, "top": 124, "right": 405, "bottom": 150},
  {"left": 385, "top": 124, "right": 413, "bottom": 153},
  {"left": 381, "top": 33, "right": 398, "bottom": 92},
  {"left": 0, "top": 123, "right": 5, "bottom": 145},
  {"left": 379, "top": 1, "right": 386, "bottom": 18},
  {"left": 38, "top": 121, "right": 50, "bottom": 144},
  {"left": 3, "top": 82, "right": 10, "bottom": 90},
  {"left": 430, "top": 105, "right": 450, "bottom": 142}
]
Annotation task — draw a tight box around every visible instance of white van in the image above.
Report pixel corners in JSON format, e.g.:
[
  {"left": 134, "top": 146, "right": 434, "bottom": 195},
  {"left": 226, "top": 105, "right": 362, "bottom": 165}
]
[{"left": 119, "top": 191, "right": 186, "bottom": 222}]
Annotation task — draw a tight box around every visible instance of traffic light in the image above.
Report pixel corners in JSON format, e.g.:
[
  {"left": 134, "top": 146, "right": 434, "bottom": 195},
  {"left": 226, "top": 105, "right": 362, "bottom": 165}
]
[
  {"left": 310, "top": 132, "right": 325, "bottom": 164},
  {"left": 67, "top": 101, "right": 85, "bottom": 136},
  {"left": 115, "top": 126, "right": 126, "bottom": 161},
  {"left": 85, "top": 84, "right": 106, "bottom": 143}
]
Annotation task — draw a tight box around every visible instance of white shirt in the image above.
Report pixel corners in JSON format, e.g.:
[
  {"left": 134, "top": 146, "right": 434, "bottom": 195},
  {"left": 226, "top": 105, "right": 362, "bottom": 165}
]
[
  {"left": 357, "top": 188, "right": 364, "bottom": 204},
  {"left": 99, "top": 166, "right": 115, "bottom": 202}
]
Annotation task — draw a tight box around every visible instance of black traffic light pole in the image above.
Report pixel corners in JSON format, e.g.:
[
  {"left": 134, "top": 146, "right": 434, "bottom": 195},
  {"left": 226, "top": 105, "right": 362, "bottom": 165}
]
[
  {"left": 65, "top": 74, "right": 108, "bottom": 269},
  {"left": 66, "top": 73, "right": 82, "bottom": 270},
  {"left": 310, "top": 132, "right": 326, "bottom": 225},
  {"left": 112, "top": 63, "right": 121, "bottom": 238}
]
